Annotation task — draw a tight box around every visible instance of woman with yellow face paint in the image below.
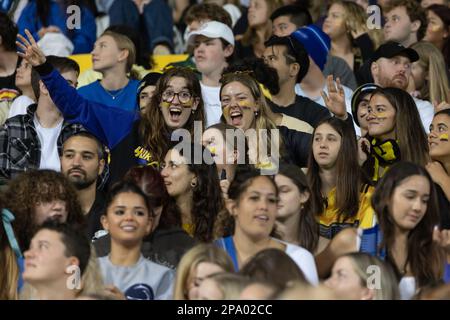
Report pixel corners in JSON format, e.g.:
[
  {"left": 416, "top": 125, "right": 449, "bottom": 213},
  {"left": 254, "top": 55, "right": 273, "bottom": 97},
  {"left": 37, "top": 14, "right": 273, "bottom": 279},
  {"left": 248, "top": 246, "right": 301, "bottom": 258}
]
[
  {"left": 17, "top": 28, "right": 206, "bottom": 185},
  {"left": 360, "top": 87, "right": 430, "bottom": 183},
  {"left": 202, "top": 123, "right": 250, "bottom": 200},
  {"left": 219, "top": 71, "right": 312, "bottom": 169},
  {"left": 427, "top": 108, "right": 450, "bottom": 228}
]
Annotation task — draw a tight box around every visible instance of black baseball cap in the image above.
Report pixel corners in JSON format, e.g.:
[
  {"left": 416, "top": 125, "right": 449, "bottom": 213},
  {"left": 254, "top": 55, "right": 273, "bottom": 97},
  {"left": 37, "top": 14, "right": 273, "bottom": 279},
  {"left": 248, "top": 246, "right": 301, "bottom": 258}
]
[
  {"left": 138, "top": 72, "right": 162, "bottom": 96},
  {"left": 371, "top": 41, "right": 419, "bottom": 63},
  {"left": 351, "top": 83, "right": 381, "bottom": 127}
]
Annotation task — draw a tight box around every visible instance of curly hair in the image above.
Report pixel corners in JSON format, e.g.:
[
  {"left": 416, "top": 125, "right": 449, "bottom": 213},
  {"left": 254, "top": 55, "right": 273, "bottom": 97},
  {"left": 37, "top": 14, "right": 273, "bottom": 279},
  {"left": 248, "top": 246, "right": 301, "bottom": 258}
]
[
  {"left": 175, "top": 143, "right": 225, "bottom": 242},
  {"left": 139, "top": 67, "right": 205, "bottom": 166},
  {"left": 2, "top": 170, "right": 84, "bottom": 251}
]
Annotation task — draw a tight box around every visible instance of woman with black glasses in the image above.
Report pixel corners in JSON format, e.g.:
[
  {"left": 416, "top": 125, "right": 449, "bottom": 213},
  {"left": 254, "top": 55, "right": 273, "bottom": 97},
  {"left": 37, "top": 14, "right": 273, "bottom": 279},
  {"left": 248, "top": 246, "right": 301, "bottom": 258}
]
[{"left": 16, "top": 30, "right": 205, "bottom": 184}]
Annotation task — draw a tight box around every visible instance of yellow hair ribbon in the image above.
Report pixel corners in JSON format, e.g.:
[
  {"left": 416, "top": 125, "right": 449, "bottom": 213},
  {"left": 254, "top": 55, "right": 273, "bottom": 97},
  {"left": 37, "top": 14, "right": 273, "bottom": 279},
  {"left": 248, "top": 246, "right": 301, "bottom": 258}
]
[{"left": 259, "top": 83, "right": 272, "bottom": 100}]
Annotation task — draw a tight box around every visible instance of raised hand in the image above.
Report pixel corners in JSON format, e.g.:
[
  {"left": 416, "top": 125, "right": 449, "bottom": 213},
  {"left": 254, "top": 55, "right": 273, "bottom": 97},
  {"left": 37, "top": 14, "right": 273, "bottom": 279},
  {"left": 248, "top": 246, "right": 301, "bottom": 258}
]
[
  {"left": 321, "top": 75, "right": 347, "bottom": 120},
  {"left": 357, "top": 137, "right": 370, "bottom": 166},
  {"left": 104, "top": 285, "right": 126, "bottom": 300},
  {"left": 16, "top": 29, "right": 46, "bottom": 67}
]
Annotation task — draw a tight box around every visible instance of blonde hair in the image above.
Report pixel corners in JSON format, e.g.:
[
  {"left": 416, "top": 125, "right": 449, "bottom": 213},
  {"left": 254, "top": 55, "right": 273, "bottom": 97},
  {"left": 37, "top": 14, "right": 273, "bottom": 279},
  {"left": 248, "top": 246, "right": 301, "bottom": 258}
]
[
  {"left": 173, "top": 244, "right": 234, "bottom": 300},
  {"left": 19, "top": 246, "right": 104, "bottom": 299},
  {"left": 0, "top": 246, "right": 19, "bottom": 300},
  {"left": 205, "top": 272, "right": 250, "bottom": 299},
  {"left": 241, "top": 0, "right": 283, "bottom": 47},
  {"left": 100, "top": 31, "right": 138, "bottom": 79},
  {"left": 344, "top": 253, "right": 400, "bottom": 300},
  {"left": 219, "top": 72, "right": 285, "bottom": 164},
  {"left": 411, "top": 41, "right": 450, "bottom": 104},
  {"left": 277, "top": 281, "right": 338, "bottom": 300}
]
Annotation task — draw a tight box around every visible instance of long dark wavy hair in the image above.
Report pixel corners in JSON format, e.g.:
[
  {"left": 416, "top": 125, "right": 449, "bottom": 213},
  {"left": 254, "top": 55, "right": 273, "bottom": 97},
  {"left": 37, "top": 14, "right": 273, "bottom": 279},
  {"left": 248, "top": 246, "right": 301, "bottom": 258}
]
[
  {"left": 371, "top": 161, "right": 444, "bottom": 288},
  {"left": 2, "top": 170, "right": 84, "bottom": 251},
  {"left": 307, "top": 117, "right": 365, "bottom": 221},
  {"left": 172, "top": 143, "right": 225, "bottom": 242},
  {"left": 277, "top": 164, "right": 319, "bottom": 252},
  {"left": 123, "top": 166, "right": 181, "bottom": 230},
  {"left": 139, "top": 67, "right": 205, "bottom": 166}
]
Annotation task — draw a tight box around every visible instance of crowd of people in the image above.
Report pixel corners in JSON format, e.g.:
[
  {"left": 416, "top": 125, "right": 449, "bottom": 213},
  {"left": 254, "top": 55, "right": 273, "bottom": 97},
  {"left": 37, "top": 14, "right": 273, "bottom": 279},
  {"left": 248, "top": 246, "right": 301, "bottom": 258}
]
[{"left": 0, "top": 0, "right": 450, "bottom": 300}]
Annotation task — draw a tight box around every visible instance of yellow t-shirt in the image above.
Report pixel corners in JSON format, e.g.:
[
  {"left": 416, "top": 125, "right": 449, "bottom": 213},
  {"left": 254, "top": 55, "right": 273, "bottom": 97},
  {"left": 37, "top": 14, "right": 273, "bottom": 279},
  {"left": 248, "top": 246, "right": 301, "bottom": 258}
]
[{"left": 318, "top": 185, "right": 376, "bottom": 239}]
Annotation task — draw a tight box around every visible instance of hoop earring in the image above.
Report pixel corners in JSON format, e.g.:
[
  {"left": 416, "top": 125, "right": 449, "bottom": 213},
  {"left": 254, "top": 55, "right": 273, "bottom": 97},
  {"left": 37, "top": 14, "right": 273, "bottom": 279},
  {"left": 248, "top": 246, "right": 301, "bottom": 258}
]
[{"left": 191, "top": 181, "right": 197, "bottom": 188}]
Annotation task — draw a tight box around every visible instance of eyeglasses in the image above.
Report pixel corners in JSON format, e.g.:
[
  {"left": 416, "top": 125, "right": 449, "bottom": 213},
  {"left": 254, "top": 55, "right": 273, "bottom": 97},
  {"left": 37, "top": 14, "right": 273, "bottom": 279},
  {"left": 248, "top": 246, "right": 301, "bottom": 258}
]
[{"left": 161, "top": 90, "right": 192, "bottom": 103}]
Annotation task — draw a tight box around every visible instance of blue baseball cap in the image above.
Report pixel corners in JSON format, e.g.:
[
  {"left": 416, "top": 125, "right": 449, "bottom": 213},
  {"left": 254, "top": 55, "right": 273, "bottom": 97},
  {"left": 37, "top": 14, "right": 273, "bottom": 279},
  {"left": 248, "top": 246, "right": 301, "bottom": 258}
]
[{"left": 292, "top": 25, "right": 331, "bottom": 71}]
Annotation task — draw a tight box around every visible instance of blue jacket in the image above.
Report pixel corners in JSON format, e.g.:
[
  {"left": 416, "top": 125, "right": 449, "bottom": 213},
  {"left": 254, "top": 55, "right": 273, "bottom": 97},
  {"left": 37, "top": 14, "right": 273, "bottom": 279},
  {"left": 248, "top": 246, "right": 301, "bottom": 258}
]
[
  {"left": 17, "top": 0, "right": 96, "bottom": 54},
  {"left": 35, "top": 61, "right": 155, "bottom": 184}
]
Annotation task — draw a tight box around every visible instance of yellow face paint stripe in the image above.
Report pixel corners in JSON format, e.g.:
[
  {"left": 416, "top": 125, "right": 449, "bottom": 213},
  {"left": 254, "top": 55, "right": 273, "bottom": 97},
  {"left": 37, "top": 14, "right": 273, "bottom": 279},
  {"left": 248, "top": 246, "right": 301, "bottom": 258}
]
[
  {"left": 439, "top": 133, "right": 449, "bottom": 141},
  {"left": 374, "top": 112, "right": 387, "bottom": 118},
  {"left": 160, "top": 101, "right": 193, "bottom": 108}
]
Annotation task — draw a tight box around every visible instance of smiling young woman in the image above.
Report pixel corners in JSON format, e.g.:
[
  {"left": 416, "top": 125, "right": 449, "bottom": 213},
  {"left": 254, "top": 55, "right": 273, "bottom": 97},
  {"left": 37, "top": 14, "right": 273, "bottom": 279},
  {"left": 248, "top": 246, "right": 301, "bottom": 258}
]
[{"left": 215, "top": 166, "right": 319, "bottom": 285}]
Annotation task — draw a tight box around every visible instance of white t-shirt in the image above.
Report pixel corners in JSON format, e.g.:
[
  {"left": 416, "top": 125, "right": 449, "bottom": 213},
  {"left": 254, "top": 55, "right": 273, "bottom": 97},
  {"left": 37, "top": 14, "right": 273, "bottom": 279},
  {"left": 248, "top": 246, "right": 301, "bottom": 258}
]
[
  {"left": 200, "top": 82, "right": 222, "bottom": 128},
  {"left": 356, "top": 228, "right": 417, "bottom": 300},
  {"left": 413, "top": 97, "right": 434, "bottom": 134},
  {"left": 34, "top": 116, "right": 63, "bottom": 171},
  {"left": 8, "top": 95, "right": 34, "bottom": 119},
  {"left": 275, "top": 238, "right": 319, "bottom": 286},
  {"left": 295, "top": 83, "right": 360, "bottom": 136}
]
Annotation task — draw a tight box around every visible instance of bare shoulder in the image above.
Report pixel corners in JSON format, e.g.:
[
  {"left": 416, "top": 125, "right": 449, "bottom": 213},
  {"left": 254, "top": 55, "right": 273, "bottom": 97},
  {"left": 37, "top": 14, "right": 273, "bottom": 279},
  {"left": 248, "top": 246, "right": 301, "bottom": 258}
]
[{"left": 330, "top": 228, "right": 358, "bottom": 253}]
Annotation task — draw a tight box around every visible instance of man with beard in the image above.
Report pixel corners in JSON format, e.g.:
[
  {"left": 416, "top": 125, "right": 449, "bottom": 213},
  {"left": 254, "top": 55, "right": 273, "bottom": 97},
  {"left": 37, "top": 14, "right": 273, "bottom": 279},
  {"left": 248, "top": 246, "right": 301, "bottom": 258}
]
[
  {"left": 370, "top": 41, "right": 434, "bottom": 132},
  {"left": 61, "top": 132, "right": 106, "bottom": 240}
]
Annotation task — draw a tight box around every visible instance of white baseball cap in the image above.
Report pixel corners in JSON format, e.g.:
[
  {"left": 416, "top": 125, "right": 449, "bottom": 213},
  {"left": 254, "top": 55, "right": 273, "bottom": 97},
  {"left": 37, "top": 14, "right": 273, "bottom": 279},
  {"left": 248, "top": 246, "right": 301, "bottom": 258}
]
[{"left": 187, "top": 21, "right": 235, "bottom": 47}]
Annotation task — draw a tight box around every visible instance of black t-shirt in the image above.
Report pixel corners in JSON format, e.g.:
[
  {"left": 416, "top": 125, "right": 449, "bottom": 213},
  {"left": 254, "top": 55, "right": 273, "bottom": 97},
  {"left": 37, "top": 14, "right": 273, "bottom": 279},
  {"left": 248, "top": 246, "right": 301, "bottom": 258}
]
[
  {"left": 85, "top": 191, "right": 106, "bottom": 240},
  {"left": 0, "top": 56, "right": 20, "bottom": 101},
  {"left": 269, "top": 95, "right": 331, "bottom": 128}
]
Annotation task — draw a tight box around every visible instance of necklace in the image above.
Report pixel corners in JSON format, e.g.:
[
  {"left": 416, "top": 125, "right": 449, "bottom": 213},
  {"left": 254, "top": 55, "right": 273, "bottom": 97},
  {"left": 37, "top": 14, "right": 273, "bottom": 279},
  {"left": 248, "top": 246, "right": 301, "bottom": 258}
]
[
  {"left": 102, "top": 80, "right": 129, "bottom": 100},
  {"left": 104, "top": 87, "right": 126, "bottom": 100}
]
